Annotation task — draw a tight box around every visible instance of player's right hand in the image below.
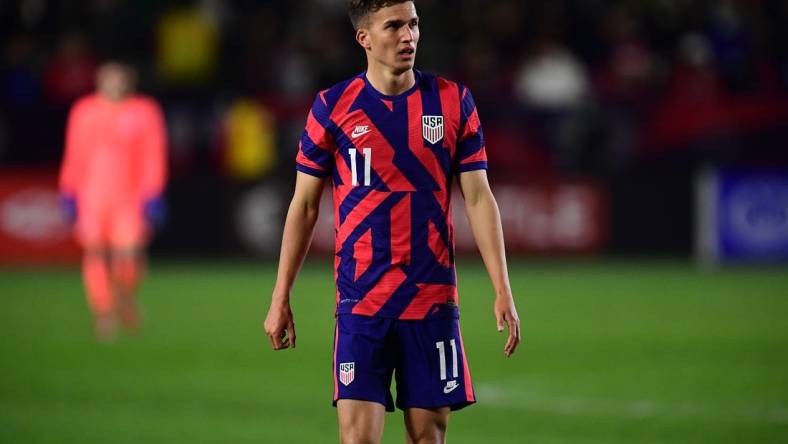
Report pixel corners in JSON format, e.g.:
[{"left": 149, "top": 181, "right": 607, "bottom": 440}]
[
  {"left": 264, "top": 297, "right": 296, "bottom": 351},
  {"left": 60, "top": 194, "right": 77, "bottom": 225}
]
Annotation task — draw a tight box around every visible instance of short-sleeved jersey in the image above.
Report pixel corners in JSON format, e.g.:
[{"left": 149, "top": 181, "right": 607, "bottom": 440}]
[{"left": 296, "top": 71, "right": 487, "bottom": 320}]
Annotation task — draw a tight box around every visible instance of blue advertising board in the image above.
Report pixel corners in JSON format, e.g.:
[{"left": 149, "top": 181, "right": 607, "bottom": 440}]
[{"left": 696, "top": 168, "right": 788, "bottom": 265}]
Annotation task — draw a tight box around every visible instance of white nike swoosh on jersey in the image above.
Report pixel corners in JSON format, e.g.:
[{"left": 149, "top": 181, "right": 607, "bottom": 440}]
[{"left": 351, "top": 127, "right": 371, "bottom": 138}]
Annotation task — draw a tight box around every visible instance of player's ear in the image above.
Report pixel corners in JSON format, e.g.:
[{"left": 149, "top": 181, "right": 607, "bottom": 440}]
[{"left": 356, "top": 28, "right": 372, "bottom": 51}]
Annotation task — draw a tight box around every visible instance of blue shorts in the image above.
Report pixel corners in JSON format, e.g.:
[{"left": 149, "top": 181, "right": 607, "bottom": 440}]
[{"left": 332, "top": 314, "right": 476, "bottom": 412}]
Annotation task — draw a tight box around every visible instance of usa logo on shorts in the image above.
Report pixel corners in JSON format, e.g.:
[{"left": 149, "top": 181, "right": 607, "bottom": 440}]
[
  {"left": 422, "top": 115, "right": 444, "bottom": 144},
  {"left": 339, "top": 362, "right": 355, "bottom": 386}
]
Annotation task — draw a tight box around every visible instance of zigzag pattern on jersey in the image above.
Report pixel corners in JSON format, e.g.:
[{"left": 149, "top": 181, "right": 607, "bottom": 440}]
[
  {"left": 297, "top": 72, "right": 486, "bottom": 319},
  {"left": 333, "top": 74, "right": 461, "bottom": 319}
]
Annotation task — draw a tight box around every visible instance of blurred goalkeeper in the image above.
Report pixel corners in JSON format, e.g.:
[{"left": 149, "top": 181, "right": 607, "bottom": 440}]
[{"left": 59, "top": 61, "right": 168, "bottom": 341}]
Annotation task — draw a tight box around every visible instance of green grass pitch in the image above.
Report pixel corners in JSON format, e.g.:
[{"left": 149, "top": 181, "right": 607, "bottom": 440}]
[{"left": 1, "top": 259, "right": 787, "bottom": 443}]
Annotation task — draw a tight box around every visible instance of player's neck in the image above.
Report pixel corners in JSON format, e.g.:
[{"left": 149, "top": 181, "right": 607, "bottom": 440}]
[
  {"left": 365, "top": 65, "right": 415, "bottom": 96},
  {"left": 99, "top": 92, "right": 131, "bottom": 104}
]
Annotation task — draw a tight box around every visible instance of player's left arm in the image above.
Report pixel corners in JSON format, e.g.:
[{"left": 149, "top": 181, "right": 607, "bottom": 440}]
[
  {"left": 137, "top": 99, "right": 169, "bottom": 229},
  {"left": 140, "top": 99, "right": 168, "bottom": 199},
  {"left": 458, "top": 170, "right": 521, "bottom": 357}
]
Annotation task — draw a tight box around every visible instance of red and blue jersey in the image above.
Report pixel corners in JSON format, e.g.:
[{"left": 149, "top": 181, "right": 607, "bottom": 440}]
[{"left": 296, "top": 71, "right": 487, "bottom": 320}]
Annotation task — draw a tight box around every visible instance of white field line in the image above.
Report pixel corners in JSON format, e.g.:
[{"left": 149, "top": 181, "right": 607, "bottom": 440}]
[{"left": 475, "top": 384, "right": 788, "bottom": 424}]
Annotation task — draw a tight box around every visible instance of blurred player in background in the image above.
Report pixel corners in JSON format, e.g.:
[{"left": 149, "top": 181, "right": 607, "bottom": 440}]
[
  {"left": 264, "top": 1, "right": 520, "bottom": 442},
  {"left": 59, "top": 61, "right": 168, "bottom": 342}
]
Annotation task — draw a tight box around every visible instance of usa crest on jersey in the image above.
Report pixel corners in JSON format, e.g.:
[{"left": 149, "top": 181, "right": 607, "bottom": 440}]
[
  {"left": 339, "top": 362, "right": 355, "bottom": 386},
  {"left": 422, "top": 115, "right": 444, "bottom": 144}
]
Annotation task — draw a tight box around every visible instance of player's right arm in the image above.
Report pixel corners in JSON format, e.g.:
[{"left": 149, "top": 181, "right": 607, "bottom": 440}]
[
  {"left": 265, "top": 91, "right": 335, "bottom": 351},
  {"left": 264, "top": 171, "right": 326, "bottom": 350},
  {"left": 59, "top": 98, "right": 88, "bottom": 197}
]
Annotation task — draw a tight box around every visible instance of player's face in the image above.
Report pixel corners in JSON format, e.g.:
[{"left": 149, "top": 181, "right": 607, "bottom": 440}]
[
  {"left": 358, "top": 2, "right": 419, "bottom": 74},
  {"left": 96, "top": 63, "right": 135, "bottom": 102}
]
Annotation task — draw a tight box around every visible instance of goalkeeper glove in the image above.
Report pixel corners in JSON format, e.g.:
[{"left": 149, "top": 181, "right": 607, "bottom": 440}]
[
  {"left": 60, "top": 194, "right": 77, "bottom": 225},
  {"left": 144, "top": 195, "right": 168, "bottom": 230}
]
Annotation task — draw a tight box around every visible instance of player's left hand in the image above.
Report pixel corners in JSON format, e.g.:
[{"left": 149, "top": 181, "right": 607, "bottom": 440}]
[
  {"left": 143, "top": 195, "right": 168, "bottom": 230},
  {"left": 494, "top": 292, "right": 521, "bottom": 357}
]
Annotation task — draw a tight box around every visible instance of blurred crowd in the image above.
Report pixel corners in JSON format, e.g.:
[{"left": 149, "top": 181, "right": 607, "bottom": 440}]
[{"left": 1, "top": 0, "right": 787, "bottom": 183}]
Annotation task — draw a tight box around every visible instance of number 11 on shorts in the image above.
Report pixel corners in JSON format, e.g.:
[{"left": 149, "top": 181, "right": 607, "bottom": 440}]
[{"left": 436, "top": 339, "right": 458, "bottom": 380}]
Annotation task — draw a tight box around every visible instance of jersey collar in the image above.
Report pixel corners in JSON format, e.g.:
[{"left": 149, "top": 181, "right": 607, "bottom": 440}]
[{"left": 361, "top": 70, "right": 421, "bottom": 101}]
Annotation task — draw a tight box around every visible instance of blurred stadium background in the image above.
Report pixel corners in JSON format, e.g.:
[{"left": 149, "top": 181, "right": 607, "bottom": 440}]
[{"left": 1, "top": 0, "right": 787, "bottom": 443}]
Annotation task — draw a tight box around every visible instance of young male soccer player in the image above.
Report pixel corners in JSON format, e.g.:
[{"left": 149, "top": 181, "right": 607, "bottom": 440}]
[
  {"left": 264, "top": 1, "right": 520, "bottom": 442},
  {"left": 60, "top": 61, "right": 167, "bottom": 341}
]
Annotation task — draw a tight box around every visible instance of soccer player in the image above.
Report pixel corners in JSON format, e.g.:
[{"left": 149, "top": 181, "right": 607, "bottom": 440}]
[
  {"left": 59, "top": 61, "right": 168, "bottom": 342},
  {"left": 264, "top": 1, "right": 520, "bottom": 442}
]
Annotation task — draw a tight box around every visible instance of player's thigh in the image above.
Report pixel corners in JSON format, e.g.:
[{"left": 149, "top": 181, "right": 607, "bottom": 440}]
[
  {"left": 108, "top": 205, "right": 148, "bottom": 250},
  {"left": 75, "top": 208, "right": 109, "bottom": 248},
  {"left": 337, "top": 399, "right": 385, "bottom": 444},
  {"left": 394, "top": 318, "right": 476, "bottom": 411},
  {"left": 403, "top": 407, "right": 450, "bottom": 444},
  {"left": 334, "top": 314, "right": 396, "bottom": 411}
]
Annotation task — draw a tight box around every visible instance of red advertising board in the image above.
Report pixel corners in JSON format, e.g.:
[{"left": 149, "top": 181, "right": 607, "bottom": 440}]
[
  {"left": 458, "top": 180, "right": 607, "bottom": 254},
  {"left": 309, "top": 179, "right": 607, "bottom": 255},
  {"left": 0, "top": 170, "right": 80, "bottom": 264}
]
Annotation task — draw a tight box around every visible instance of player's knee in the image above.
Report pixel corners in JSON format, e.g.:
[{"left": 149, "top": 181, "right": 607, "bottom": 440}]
[
  {"left": 84, "top": 246, "right": 107, "bottom": 259},
  {"left": 411, "top": 430, "right": 447, "bottom": 444},
  {"left": 339, "top": 425, "right": 379, "bottom": 444},
  {"left": 339, "top": 414, "right": 384, "bottom": 444},
  {"left": 406, "top": 419, "right": 447, "bottom": 444},
  {"left": 111, "top": 254, "right": 141, "bottom": 287}
]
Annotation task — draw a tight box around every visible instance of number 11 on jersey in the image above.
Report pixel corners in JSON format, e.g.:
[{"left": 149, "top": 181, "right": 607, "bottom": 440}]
[{"left": 349, "top": 147, "right": 371, "bottom": 186}]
